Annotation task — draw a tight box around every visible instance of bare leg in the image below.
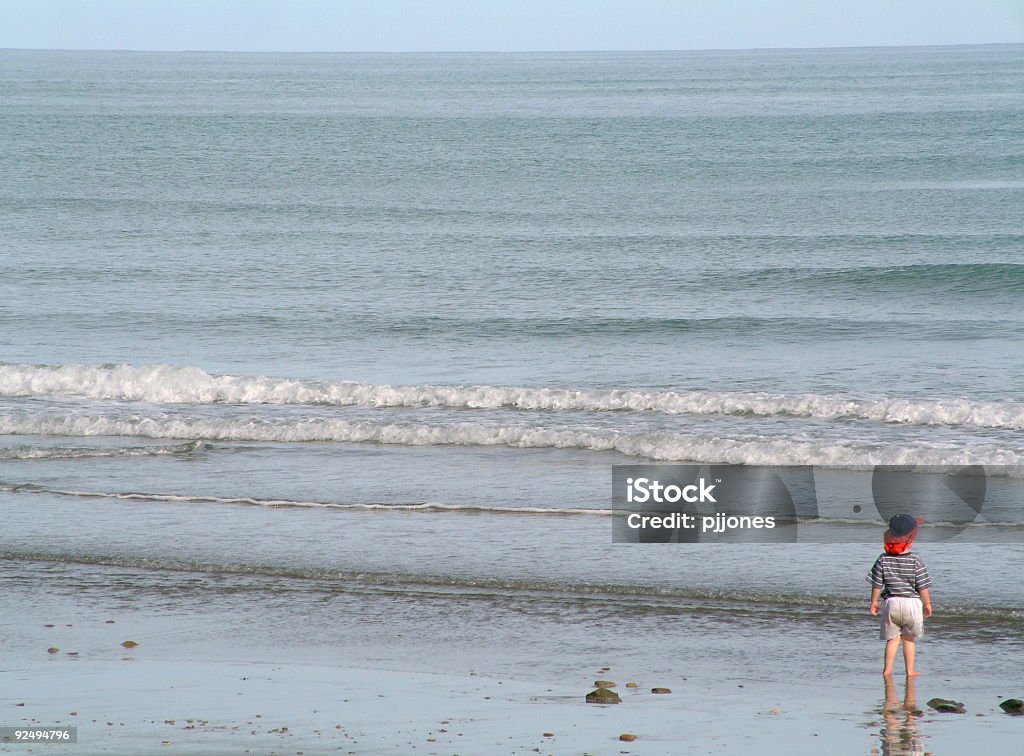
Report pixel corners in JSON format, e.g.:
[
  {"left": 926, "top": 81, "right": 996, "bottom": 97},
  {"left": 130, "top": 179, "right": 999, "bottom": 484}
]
[
  {"left": 883, "top": 637, "right": 900, "bottom": 676},
  {"left": 902, "top": 635, "right": 918, "bottom": 676}
]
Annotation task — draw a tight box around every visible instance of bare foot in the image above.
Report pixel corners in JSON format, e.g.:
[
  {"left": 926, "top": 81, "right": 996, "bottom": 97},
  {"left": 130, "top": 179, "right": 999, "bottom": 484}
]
[
  {"left": 906, "top": 670, "right": 920, "bottom": 676},
  {"left": 882, "top": 670, "right": 893, "bottom": 677}
]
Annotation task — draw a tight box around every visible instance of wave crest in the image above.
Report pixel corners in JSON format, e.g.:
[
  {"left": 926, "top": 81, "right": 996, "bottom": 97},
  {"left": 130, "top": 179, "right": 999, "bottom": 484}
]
[
  {"left": 2, "top": 411, "right": 1021, "bottom": 468},
  {"left": 2, "top": 363, "right": 1023, "bottom": 430}
]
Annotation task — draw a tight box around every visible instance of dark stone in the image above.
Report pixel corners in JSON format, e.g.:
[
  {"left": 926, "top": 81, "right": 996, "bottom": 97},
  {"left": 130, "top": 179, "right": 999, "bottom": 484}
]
[
  {"left": 585, "top": 688, "right": 621, "bottom": 704},
  {"left": 651, "top": 687, "right": 672, "bottom": 694},
  {"left": 999, "top": 699, "right": 1024, "bottom": 715},
  {"left": 593, "top": 680, "right": 616, "bottom": 688},
  {"left": 927, "top": 698, "right": 966, "bottom": 714}
]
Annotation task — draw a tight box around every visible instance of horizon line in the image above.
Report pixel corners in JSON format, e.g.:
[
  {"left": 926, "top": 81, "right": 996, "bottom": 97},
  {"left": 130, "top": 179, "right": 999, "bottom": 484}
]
[{"left": 1, "top": 41, "right": 1021, "bottom": 55}]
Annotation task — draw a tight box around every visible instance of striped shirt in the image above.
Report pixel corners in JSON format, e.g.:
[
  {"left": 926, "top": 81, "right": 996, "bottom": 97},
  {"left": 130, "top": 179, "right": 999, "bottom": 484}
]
[{"left": 867, "top": 553, "right": 932, "bottom": 599}]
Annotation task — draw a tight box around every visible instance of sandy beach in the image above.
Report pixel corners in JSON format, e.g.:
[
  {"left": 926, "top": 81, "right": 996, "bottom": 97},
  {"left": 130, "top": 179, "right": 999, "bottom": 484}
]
[{"left": 4, "top": 559, "right": 1023, "bottom": 755}]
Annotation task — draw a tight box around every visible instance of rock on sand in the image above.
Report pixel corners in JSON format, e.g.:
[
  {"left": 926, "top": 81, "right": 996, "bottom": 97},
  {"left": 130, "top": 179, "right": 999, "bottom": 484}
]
[
  {"left": 927, "top": 698, "right": 966, "bottom": 714},
  {"left": 999, "top": 699, "right": 1024, "bottom": 715},
  {"left": 586, "top": 688, "right": 621, "bottom": 704}
]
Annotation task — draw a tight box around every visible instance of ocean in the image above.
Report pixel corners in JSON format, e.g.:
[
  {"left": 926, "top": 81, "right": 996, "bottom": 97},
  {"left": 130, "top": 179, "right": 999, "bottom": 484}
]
[{"left": 2, "top": 45, "right": 1024, "bottom": 695}]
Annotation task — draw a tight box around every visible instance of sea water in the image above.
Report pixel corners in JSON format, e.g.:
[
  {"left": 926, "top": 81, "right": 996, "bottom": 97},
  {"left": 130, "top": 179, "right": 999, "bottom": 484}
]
[{"left": 2, "top": 46, "right": 1023, "bottom": 680}]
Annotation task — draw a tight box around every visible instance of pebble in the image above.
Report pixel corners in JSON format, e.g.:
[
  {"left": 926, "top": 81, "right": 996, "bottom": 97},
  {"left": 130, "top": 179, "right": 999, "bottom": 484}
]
[
  {"left": 927, "top": 698, "right": 966, "bottom": 714},
  {"left": 999, "top": 699, "right": 1024, "bottom": 715},
  {"left": 585, "top": 688, "right": 621, "bottom": 704}
]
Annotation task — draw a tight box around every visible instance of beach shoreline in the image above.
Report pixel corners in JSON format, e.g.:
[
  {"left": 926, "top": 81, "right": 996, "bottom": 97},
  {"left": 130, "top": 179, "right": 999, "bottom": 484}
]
[{"left": 4, "top": 560, "right": 1022, "bottom": 755}]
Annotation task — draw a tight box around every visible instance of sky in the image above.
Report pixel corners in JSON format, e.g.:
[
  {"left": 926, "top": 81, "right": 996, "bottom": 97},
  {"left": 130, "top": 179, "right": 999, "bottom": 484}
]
[{"left": 0, "top": 0, "right": 1022, "bottom": 52}]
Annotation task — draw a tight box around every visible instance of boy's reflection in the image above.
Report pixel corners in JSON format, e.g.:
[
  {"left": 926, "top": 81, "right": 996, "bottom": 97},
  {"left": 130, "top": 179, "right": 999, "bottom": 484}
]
[{"left": 879, "top": 676, "right": 927, "bottom": 755}]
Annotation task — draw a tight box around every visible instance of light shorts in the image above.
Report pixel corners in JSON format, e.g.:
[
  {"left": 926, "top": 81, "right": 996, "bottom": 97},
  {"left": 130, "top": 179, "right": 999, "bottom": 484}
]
[{"left": 880, "top": 596, "right": 924, "bottom": 640}]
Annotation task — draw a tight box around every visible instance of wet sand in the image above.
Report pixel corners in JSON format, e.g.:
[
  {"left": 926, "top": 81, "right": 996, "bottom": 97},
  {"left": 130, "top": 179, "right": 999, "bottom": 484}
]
[{"left": 3, "top": 585, "right": 1023, "bottom": 755}]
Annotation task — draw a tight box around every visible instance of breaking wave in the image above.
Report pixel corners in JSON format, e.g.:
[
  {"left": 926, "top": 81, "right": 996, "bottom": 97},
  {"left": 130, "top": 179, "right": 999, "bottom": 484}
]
[
  {"left": 2, "top": 363, "right": 1023, "bottom": 430},
  {"left": 2, "top": 411, "right": 1021, "bottom": 468}
]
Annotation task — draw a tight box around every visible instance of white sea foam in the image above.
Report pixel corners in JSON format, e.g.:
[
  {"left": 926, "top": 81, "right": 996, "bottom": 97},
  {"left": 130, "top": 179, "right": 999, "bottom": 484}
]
[
  {"left": 0, "top": 441, "right": 205, "bottom": 460},
  {"left": 1, "top": 363, "right": 1023, "bottom": 430},
  {"left": 2, "top": 411, "right": 1021, "bottom": 468},
  {"left": 0, "top": 483, "right": 613, "bottom": 516}
]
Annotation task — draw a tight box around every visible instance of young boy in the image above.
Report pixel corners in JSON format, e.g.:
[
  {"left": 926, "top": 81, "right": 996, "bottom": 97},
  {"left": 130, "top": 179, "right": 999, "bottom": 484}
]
[{"left": 868, "top": 514, "right": 933, "bottom": 676}]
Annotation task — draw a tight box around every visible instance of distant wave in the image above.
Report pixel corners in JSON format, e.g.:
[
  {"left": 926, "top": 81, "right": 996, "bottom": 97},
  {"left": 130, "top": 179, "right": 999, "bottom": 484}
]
[
  {"left": 0, "top": 440, "right": 205, "bottom": 461},
  {"left": 2, "top": 411, "right": 1022, "bottom": 468},
  {"left": 2, "top": 363, "right": 1023, "bottom": 430},
  {"left": 729, "top": 262, "right": 1024, "bottom": 294},
  {"left": 0, "top": 482, "right": 612, "bottom": 516},
  {"left": 364, "top": 314, "right": 995, "bottom": 339}
]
